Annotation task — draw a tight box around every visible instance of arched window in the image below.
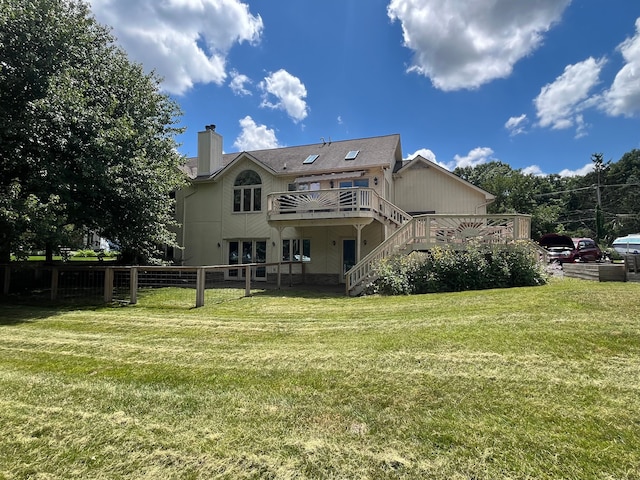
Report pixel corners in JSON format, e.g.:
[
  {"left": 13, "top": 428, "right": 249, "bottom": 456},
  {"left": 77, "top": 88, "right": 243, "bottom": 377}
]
[{"left": 233, "top": 170, "right": 262, "bottom": 212}]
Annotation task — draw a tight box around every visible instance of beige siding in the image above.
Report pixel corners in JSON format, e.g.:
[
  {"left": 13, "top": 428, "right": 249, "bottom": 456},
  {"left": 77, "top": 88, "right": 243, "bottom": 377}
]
[
  {"left": 175, "top": 184, "right": 224, "bottom": 265},
  {"left": 183, "top": 221, "right": 222, "bottom": 265},
  {"left": 393, "top": 162, "right": 488, "bottom": 214},
  {"left": 180, "top": 160, "right": 275, "bottom": 265},
  {"left": 177, "top": 149, "right": 492, "bottom": 275}
]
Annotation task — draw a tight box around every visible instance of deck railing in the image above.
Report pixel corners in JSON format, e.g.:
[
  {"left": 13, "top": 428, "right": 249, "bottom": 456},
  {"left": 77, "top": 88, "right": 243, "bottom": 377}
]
[
  {"left": 267, "top": 188, "right": 411, "bottom": 227},
  {"left": 345, "top": 214, "right": 532, "bottom": 295}
]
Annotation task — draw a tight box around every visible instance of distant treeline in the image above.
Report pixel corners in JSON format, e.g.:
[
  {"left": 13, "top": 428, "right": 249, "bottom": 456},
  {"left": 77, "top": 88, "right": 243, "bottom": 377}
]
[{"left": 454, "top": 150, "right": 640, "bottom": 244}]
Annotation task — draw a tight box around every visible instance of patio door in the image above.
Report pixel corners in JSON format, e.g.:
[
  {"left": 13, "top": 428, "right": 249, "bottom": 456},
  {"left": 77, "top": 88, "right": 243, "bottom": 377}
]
[
  {"left": 227, "top": 240, "right": 266, "bottom": 281},
  {"left": 342, "top": 239, "right": 356, "bottom": 281},
  {"left": 339, "top": 179, "right": 369, "bottom": 210}
]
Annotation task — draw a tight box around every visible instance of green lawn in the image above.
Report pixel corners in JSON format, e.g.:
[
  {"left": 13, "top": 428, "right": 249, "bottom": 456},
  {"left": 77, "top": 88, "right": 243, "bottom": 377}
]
[
  {"left": 14, "top": 255, "right": 118, "bottom": 262},
  {"left": 1, "top": 279, "right": 639, "bottom": 479}
]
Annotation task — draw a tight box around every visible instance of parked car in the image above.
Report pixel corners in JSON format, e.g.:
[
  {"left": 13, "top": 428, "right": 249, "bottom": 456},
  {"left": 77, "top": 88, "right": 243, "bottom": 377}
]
[
  {"left": 539, "top": 234, "right": 602, "bottom": 263},
  {"left": 572, "top": 238, "right": 603, "bottom": 262},
  {"left": 612, "top": 234, "right": 640, "bottom": 255}
]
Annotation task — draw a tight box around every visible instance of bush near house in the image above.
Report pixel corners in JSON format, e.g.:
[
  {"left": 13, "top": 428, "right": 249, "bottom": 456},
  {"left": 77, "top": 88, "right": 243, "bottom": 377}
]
[{"left": 368, "top": 241, "right": 547, "bottom": 295}]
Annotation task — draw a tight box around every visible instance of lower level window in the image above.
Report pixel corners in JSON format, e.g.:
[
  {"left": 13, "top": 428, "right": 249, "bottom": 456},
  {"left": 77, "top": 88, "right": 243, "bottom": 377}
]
[
  {"left": 283, "top": 239, "right": 311, "bottom": 262},
  {"left": 228, "top": 239, "right": 266, "bottom": 279}
]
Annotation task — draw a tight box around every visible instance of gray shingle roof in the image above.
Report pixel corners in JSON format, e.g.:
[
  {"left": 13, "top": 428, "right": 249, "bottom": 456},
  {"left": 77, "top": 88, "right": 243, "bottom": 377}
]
[{"left": 184, "top": 134, "right": 402, "bottom": 179}]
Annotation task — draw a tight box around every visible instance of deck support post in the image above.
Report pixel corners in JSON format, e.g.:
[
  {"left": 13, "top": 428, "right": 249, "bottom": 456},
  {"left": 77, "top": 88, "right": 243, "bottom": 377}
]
[
  {"left": 276, "top": 227, "right": 283, "bottom": 289},
  {"left": 354, "top": 224, "right": 365, "bottom": 263}
]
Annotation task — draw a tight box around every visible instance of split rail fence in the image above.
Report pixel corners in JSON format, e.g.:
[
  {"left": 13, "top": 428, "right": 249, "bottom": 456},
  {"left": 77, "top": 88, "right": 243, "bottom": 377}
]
[{"left": 1, "top": 261, "right": 305, "bottom": 307}]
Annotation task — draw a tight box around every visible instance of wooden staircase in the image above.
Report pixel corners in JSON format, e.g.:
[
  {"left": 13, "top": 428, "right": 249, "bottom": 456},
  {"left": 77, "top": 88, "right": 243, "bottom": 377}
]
[{"left": 345, "top": 214, "right": 533, "bottom": 296}]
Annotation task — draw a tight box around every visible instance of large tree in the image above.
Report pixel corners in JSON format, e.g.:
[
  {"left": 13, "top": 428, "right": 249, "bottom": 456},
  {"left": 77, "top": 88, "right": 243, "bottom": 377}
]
[{"left": 0, "top": 0, "right": 185, "bottom": 263}]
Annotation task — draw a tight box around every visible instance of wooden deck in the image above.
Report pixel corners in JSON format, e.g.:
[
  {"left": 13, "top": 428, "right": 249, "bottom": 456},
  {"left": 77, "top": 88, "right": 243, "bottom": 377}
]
[
  {"left": 267, "top": 188, "right": 532, "bottom": 295},
  {"left": 267, "top": 188, "right": 411, "bottom": 227}
]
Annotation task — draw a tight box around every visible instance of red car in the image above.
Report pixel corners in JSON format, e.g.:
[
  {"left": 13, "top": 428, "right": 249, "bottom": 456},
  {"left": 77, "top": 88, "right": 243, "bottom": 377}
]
[{"left": 539, "top": 234, "right": 602, "bottom": 263}]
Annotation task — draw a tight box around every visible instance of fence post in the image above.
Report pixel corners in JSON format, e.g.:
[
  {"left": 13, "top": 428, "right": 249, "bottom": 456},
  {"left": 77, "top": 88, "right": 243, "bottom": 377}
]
[
  {"left": 196, "top": 267, "right": 205, "bottom": 307},
  {"left": 277, "top": 261, "right": 281, "bottom": 290},
  {"left": 3, "top": 266, "right": 9, "bottom": 295},
  {"left": 104, "top": 267, "right": 114, "bottom": 303},
  {"left": 130, "top": 267, "right": 138, "bottom": 304},
  {"left": 51, "top": 267, "right": 59, "bottom": 301},
  {"left": 245, "top": 265, "right": 251, "bottom": 296}
]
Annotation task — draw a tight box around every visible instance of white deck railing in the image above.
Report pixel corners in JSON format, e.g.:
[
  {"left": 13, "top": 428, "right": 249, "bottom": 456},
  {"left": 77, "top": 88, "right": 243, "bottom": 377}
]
[
  {"left": 267, "top": 188, "right": 411, "bottom": 227},
  {"left": 345, "top": 214, "right": 532, "bottom": 295}
]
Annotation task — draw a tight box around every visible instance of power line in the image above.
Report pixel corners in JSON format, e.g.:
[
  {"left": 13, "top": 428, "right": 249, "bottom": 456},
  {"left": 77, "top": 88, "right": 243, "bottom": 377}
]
[{"left": 534, "top": 183, "right": 640, "bottom": 197}]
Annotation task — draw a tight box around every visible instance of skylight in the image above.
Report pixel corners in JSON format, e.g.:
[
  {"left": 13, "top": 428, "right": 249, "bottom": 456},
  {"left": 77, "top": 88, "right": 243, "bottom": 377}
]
[
  {"left": 303, "top": 154, "right": 319, "bottom": 164},
  {"left": 345, "top": 150, "right": 359, "bottom": 160}
]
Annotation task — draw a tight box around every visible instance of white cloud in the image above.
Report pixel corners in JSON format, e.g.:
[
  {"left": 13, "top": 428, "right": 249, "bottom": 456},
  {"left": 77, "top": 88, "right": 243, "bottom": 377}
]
[
  {"left": 451, "top": 147, "right": 496, "bottom": 169},
  {"left": 601, "top": 17, "right": 640, "bottom": 117},
  {"left": 405, "top": 148, "right": 452, "bottom": 169},
  {"left": 229, "top": 70, "right": 252, "bottom": 96},
  {"left": 522, "top": 165, "right": 545, "bottom": 176},
  {"left": 505, "top": 114, "right": 528, "bottom": 136},
  {"left": 407, "top": 147, "right": 496, "bottom": 170},
  {"left": 406, "top": 148, "right": 437, "bottom": 162},
  {"left": 558, "top": 162, "right": 594, "bottom": 178},
  {"left": 574, "top": 114, "right": 589, "bottom": 139},
  {"left": 233, "top": 116, "right": 281, "bottom": 151},
  {"left": 259, "top": 69, "right": 309, "bottom": 123},
  {"left": 88, "top": 0, "right": 263, "bottom": 95},
  {"left": 387, "top": 0, "right": 570, "bottom": 91},
  {"left": 534, "top": 57, "right": 605, "bottom": 133}
]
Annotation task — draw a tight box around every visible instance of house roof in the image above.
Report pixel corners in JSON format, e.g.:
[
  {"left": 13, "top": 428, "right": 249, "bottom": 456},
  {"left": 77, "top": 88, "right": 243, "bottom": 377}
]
[
  {"left": 181, "top": 134, "right": 495, "bottom": 202},
  {"left": 184, "top": 134, "right": 403, "bottom": 180}
]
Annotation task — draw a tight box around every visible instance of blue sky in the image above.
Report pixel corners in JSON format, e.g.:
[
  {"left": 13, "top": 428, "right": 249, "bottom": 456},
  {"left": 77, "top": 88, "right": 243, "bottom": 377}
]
[{"left": 87, "top": 0, "right": 640, "bottom": 177}]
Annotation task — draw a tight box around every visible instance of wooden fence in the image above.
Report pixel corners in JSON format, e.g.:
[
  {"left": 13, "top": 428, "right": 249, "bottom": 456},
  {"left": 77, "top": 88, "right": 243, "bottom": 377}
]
[
  {"left": 1, "top": 261, "right": 305, "bottom": 308},
  {"left": 562, "top": 257, "right": 639, "bottom": 282}
]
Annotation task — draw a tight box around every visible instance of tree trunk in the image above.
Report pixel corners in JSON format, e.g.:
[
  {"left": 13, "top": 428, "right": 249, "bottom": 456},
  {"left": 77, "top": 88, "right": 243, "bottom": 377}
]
[
  {"left": 45, "top": 243, "right": 54, "bottom": 264},
  {"left": 0, "top": 244, "right": 10, "bottom": 263}
]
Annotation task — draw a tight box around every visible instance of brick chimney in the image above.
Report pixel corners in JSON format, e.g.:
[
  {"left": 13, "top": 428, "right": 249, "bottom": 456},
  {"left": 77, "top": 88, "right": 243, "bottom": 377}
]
[{"left": 197, "top": 124, "right": 223, "bottom": 176}]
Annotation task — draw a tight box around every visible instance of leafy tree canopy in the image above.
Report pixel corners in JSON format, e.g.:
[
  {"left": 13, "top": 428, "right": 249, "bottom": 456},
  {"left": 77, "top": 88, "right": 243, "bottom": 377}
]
[
  {"left": 456, "top": 152, "right": 640, "bottom": 244},
  {"left": 0, "top": 0, "right": 185, "bottom": 263}
]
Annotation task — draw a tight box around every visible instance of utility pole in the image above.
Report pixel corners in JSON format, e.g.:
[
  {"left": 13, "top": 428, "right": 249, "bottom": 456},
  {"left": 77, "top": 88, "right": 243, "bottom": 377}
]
[{"left": 591, "top": 153, "right": 606, "bottom": 243}]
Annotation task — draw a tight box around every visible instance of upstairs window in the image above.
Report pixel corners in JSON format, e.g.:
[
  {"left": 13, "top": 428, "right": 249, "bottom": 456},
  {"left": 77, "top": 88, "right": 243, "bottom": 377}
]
[{"left": 233, "top": 170, "right": 262, "bottom": 212}]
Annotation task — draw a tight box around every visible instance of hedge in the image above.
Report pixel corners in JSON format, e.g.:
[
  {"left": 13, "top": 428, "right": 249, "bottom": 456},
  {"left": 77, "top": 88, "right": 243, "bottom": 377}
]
[{"left": 366, "top": 241, "right": 547, "bottom": 295}]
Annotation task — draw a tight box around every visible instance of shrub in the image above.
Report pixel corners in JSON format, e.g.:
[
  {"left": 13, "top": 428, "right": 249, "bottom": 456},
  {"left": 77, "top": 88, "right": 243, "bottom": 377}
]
[
  {"left": 368, "top": 241, "right": 547, "bottom": 296},
  {"left": 73, "top": 249, "right": 97, "bottom": 258},
  {"left": 493, "top": 241, "right": 548, "bottom": 287},
  {"left": 367, "top": 252, "right": 428, "bottom": 295}
]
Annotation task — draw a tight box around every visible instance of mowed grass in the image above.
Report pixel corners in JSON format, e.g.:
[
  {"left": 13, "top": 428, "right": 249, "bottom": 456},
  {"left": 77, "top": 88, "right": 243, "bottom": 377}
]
[{"left": 1, "top": 279, "right": 640, "bottom": 479}]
